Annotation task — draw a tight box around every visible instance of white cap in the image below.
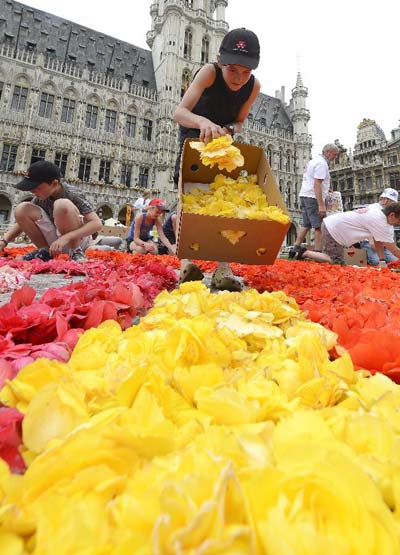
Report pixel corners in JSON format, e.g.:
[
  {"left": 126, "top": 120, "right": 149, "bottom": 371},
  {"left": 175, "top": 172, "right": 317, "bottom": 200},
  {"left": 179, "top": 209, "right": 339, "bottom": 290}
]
[{"left": 380, "top": 188, "right": 398, "bottom": 202}]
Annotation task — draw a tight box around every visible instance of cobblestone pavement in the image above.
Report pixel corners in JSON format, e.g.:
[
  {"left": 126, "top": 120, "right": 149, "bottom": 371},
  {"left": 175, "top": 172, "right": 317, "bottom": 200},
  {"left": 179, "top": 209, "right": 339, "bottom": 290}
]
[
  {"left": 0, "top": 269, "right": 246, "bottom": 307},
  {"left": 0, "top": 273, "right": 85, "bottom": 306}
]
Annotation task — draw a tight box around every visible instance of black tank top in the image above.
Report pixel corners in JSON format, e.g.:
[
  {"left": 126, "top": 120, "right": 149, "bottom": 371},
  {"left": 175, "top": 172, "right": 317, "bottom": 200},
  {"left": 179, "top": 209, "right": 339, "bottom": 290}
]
[{"left": 178, "top": 63, "right": 255, "bottom": 145}]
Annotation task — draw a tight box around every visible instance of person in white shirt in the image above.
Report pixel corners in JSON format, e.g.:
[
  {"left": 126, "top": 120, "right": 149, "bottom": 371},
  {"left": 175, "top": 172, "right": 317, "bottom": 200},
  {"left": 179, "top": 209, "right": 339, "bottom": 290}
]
[
  {"left": 359, "top": 188, "right": 399, "bottom": 265},
  {"left": 133, "top": 191, "right": 151, "bottom": 211},
  {"left": 289, "top": 144, "right": 339, "bottom": 258},
  {"left": 295, "top": 202, "right": 400, "bottom": 267}
]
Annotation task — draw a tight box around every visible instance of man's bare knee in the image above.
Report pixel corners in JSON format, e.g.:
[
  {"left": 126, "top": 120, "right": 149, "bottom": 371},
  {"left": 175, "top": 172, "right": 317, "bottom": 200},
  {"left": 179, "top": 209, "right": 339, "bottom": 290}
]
[
  {"left": 53, "top": 198, "right": 77, "bottom": 215},
  {"left": 14, "top": 202, "right": 40, "bottom": 220}
]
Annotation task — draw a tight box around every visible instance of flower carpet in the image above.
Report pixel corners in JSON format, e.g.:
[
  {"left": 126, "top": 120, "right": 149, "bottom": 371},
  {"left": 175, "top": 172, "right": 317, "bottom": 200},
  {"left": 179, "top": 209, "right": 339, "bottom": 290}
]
[{"left": 1, "top": 247, "right": 400, "bottom": 554}]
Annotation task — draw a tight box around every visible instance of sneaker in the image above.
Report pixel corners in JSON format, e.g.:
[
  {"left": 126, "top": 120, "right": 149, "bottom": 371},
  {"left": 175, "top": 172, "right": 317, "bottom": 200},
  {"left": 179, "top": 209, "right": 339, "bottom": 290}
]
[
  {"left": 70, "top": 247, "right": 87, "bottom": 263},
  {"left": 296, "top": 246, "right": 308, "bottom": 260},
  {"left": 288, "top": 245, "right": 300, "bottom": 259},
  {"left": 23, "top": 248, "right": 52, "bottom": 261}
]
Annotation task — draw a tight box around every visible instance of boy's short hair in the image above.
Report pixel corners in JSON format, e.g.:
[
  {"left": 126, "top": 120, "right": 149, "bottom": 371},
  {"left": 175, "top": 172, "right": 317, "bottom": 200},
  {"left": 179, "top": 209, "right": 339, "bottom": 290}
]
[{"left": 219, "top": 28, "right": 260, "bottom": 69}]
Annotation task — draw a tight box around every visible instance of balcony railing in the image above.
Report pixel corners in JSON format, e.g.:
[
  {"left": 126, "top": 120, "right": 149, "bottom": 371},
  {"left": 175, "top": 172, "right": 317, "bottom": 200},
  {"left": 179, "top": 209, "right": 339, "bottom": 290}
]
[
  {"left": 43, "top": 56, "right": 83, "bottom": 78},
  {"left": 247, "top": 121, "right": 294, "bottom": 141},
  {"left": 0, "top": 43, "right": 36, "bottom": 64},
  {"left": 0, "top": 44, "right": 158, "bottom": 102}
]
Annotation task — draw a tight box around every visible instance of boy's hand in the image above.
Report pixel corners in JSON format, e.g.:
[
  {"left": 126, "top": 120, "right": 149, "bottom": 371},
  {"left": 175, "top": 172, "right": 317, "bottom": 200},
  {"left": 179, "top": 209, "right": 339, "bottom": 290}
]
[
  {"left": 49, "top": 235, "right": 71, "bottom": 256},
  {"left": 199, "top": 121, "right": 227, "bottom": 143},
  {"left": 145, "top": 242, "right": 157, "bottom": 254}
]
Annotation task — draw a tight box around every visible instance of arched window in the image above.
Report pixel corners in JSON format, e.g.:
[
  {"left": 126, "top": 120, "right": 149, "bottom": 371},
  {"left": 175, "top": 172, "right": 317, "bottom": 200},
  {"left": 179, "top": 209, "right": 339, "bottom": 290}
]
[
  {"left": 105, "top": 100, "right": 118, "bottom": 134},
  {"left": 279, "top": 147, "right": 284, "bottom": 171},
  {"left": 126, "top": 105, "right": 137, "bottom": 138},
  {"left": 85, "top": 94, "right": 100, "bottom": 129},
  {"left": 267, "top": 145, "right": 273, "bottom": 166},
  {"left": 286, "top": 150, "right": 291, "bottom": 172},
  {"left": 11, "top": 75, "right": 30, "bottom": 113},
  {"left": 201, "top": 36, "right": 210, "bottom": 64},
  {"left": 142, "top": 112, "right": 153, "bottom": 141},
  {"left": 184, "top": 28, "right": 192, "bottom": 60},
  {"left": 286, "top": 181, "right": 292, "bottom": 206},
  {"left": 61, "top": 87, "right": 77, "bottom": 124},
  {"left": 181, "top": 69, "right": 191, "bottom": 98},
  {"left": 259, "top": 109, "right": 267, "bottom": 127}
]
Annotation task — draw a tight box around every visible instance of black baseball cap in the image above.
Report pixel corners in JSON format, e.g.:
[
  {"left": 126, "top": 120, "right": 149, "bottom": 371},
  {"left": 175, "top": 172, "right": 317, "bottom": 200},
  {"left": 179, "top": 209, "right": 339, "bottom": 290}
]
[
  {"left": 219, "top": 28, "right": 260, "bottom": 70},
  {"left": 15, "top": 160, "right": 61, "bottom": 191}
]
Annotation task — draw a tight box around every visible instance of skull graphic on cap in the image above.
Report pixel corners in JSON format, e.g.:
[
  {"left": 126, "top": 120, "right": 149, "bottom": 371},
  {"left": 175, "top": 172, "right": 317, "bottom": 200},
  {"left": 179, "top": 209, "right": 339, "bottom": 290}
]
[{"left": 235, "top": 40, "right": 248, "bottom": 52}]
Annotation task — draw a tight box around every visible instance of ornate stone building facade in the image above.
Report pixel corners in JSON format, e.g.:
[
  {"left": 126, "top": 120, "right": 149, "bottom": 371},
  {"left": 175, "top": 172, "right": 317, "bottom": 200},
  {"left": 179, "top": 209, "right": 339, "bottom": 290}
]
[
  {"left": 0, "top": 0, "right": 311, "bottom": 239},
  {"left": 330, "top": 118, "right": 400, "bottom": 210}
]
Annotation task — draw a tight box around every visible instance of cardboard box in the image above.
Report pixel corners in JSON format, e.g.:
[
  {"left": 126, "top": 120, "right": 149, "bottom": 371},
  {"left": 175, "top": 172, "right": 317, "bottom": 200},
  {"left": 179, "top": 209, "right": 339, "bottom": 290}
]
[
  {"left": 176, "top": 140, "right": 290, "bottom": 265},
  {"left": 99, "top": 225, "right": 128, "bottom": 239},
  {"left": 344, "top": 247, "right": 367, "bottom": 267}
]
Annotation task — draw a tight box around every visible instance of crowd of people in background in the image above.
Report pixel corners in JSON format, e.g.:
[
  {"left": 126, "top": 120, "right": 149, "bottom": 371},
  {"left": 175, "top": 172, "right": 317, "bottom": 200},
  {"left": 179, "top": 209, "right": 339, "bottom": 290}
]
[{"left": 288, "top": 143, "right": 400, "bottom": 268}]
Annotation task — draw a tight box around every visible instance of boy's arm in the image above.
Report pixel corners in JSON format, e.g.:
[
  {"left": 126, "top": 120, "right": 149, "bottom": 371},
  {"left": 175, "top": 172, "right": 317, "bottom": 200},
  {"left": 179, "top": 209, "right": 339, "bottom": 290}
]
[
  {"left": 0, "top": 222, "right": 22, "bottom": 251},
  {"left": 171, "top": 214, "right": 177, "bottom": 236},
  {"left": 173, "top": 64, "right": 227, "bottom": 142},
  {"left": 233, "top": 78, "right": 261, "bottom": 132},
  {"left": 133, "top": 215, "right": 145, "bottom": 246},
  {"left": 376, "top": 240, "right": 400, "bottom": 259},
  {"left": 156, "top": 221, "right": 175, "bottom": 253}
]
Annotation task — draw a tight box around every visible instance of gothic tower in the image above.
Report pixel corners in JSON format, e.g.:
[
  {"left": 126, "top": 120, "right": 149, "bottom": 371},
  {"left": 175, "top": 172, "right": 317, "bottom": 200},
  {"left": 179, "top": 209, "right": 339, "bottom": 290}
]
[
  {"left": 289, "top": 72, "right": 312, "bottom": 177},
  {"left": 146, "top": 0, "right": 229, "bottom": 188}
]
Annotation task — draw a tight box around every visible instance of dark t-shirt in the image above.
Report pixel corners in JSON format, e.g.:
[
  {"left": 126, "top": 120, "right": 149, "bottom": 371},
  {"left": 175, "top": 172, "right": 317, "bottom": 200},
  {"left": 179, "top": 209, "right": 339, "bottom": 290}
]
[{"left": 33, "top": 183, "right": 94, "bottom": 223}]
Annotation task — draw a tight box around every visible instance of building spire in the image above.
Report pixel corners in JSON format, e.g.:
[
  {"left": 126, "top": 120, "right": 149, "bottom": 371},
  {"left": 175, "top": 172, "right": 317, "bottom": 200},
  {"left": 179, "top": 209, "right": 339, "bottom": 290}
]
[
  {"left": 290, "top": 70, "right": 310, "bottom": 143},
  {"left": 296, "top": 71, "right": 303, "bottom": 88}
]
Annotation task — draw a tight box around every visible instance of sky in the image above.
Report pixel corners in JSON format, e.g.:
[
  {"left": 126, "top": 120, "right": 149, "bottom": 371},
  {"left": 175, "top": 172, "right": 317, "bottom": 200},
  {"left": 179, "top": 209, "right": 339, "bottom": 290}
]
[{"left": 19, "top": 0, "right": 399, "bottom": 155}]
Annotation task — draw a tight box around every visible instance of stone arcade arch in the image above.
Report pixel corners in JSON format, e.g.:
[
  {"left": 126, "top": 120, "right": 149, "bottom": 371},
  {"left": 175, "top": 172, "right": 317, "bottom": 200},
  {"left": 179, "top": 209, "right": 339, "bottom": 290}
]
[
  {"left": 118, "top": 205, "right": 131, "bottom": 226},
  {"left": 0, "top": 194, "right": 12, "bottom": 223},
  {"left": 96, "top": 204, "right": 113, "bottom": 220}
]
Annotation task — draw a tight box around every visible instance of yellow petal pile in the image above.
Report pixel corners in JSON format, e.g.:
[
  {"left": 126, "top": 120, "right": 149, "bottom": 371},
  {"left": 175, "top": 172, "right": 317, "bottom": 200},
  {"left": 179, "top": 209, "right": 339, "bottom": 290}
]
[
  {"left": 183, "top": 173, "right": 290, "bottom": 223},
  {"left": 1, "top": 282, "right": 400, "bottom": 554},
  {"left": 190, "top": 135, "right": 244, "bottom": 172}
]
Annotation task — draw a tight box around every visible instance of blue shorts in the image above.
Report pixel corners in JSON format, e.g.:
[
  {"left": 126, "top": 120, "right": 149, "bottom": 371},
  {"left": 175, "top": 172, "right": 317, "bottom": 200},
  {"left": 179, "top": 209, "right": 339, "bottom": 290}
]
[{"left": 300, "top": 197, "right": 323, "bottom": 229}]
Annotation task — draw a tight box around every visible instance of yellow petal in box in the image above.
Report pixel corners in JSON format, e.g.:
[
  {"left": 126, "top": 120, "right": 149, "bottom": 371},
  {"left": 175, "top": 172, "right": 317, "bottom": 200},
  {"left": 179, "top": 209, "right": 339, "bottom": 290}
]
[
  {"left": 177, "top": 140, "right": 291, "bottom": 265},
  {"left": 189, "top": 135, "right": 244, "bottom": 172}
]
